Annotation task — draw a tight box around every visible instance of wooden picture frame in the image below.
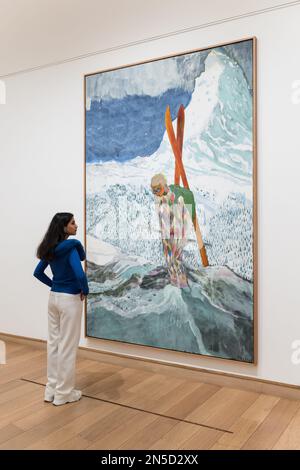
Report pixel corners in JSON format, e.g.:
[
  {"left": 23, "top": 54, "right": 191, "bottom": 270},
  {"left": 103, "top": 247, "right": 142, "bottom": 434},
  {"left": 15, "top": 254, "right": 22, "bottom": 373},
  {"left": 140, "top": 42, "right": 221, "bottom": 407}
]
[{"left": 84, "top": 36, "right": 257, "bottom": 365}]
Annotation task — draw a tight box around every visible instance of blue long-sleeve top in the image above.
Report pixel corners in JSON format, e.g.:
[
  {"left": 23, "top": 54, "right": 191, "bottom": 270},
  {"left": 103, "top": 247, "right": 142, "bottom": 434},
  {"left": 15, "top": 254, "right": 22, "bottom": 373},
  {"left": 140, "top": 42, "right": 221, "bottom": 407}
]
[{"left": 33, "top": 239, "right": 89, "bottom": 295}]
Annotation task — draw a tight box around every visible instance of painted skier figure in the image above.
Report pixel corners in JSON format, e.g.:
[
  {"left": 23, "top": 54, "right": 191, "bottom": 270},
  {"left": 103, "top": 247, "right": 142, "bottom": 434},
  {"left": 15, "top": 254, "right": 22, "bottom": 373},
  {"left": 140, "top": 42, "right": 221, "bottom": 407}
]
[{"left": 151, "top": 173, "right": 195, "bottom": 288}]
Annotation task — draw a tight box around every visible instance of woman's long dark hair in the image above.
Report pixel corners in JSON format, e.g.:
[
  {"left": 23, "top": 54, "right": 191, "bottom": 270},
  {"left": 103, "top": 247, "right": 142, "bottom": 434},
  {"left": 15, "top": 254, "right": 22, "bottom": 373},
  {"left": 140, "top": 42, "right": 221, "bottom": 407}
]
[{"left": 36, "top": 212, "right": 73, "bottom": 261}]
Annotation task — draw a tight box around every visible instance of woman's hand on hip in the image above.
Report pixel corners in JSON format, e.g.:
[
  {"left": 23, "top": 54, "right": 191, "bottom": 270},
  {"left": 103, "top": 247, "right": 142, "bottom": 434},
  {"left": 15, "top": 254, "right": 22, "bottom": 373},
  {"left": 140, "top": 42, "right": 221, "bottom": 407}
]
[{"left": 80, "top": 292, "right": 86, "bottom": 301}]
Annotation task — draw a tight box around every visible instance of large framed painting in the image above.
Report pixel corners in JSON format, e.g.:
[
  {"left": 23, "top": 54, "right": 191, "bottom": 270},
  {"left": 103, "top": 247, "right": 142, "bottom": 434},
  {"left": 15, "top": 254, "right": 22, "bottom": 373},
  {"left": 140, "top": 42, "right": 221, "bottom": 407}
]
[{"left": 84, "top": 37, "right": 257, "bottom": 363}]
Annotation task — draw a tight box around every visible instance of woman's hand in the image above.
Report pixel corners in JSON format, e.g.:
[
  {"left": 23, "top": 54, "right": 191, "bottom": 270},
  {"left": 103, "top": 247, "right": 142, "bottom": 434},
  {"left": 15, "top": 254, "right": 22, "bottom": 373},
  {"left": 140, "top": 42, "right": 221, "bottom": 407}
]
[{"left": 80, "top": 292, "right": 86, "bottom": 301}]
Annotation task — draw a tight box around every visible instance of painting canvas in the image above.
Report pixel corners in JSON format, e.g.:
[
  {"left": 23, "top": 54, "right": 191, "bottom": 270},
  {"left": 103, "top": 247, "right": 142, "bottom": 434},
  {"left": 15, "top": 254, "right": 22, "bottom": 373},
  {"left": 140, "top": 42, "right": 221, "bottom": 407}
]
[{"left": 85, "top": 37, "right": 257, "bottom": 363}]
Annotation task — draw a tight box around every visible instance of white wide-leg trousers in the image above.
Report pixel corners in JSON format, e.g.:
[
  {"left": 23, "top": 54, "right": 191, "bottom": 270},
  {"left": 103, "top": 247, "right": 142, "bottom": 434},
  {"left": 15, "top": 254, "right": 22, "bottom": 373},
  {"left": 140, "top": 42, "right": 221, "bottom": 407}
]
[{"left": 46, "top": 291, "right": 83, "bottom": 401}]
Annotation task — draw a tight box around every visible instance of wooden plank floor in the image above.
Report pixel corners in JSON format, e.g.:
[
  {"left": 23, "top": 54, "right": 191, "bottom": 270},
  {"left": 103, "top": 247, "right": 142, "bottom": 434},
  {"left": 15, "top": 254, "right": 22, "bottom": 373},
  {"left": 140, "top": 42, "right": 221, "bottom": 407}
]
[{"left": 0, "top": 340, "right": 299, "bottom": 450}]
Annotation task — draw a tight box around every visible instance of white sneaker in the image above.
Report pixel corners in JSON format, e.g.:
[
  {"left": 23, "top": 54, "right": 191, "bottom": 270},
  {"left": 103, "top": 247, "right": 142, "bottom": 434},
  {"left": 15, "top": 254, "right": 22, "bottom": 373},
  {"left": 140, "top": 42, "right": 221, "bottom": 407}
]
[
  {"left": 44, "top": 389, "right": 55, "bottom": 403},
  {"left": 53, "top": 389, "right": 82, "bottom": 406}
]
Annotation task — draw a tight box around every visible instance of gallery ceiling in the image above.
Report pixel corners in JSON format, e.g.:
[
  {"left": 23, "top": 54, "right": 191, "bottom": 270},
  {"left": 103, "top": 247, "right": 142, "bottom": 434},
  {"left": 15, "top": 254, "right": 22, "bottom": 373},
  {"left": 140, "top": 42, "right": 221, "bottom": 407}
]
[{"left": 0, "top": 0, "right": 297, "bottom": 77}]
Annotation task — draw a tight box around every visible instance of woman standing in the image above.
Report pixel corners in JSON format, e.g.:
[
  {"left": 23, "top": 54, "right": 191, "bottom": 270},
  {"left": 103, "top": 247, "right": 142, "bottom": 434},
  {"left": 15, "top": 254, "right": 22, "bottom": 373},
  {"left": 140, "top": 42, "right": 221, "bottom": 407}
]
[{"left": 33, "top": 213, "right": 89, "bottom": 406}]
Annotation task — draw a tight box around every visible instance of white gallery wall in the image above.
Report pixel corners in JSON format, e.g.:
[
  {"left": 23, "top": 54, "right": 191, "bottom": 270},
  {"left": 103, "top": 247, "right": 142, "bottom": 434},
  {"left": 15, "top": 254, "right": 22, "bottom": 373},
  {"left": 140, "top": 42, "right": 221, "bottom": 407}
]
[{"left": 0, "top": 1, "right": 300, "bottom": 386}]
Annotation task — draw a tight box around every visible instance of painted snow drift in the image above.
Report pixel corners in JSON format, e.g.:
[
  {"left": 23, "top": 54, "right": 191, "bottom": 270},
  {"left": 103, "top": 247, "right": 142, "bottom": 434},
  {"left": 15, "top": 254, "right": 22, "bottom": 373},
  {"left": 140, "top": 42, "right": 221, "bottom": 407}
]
[{"left": 85, "top": 38, "right": 256, "bottom": 363}]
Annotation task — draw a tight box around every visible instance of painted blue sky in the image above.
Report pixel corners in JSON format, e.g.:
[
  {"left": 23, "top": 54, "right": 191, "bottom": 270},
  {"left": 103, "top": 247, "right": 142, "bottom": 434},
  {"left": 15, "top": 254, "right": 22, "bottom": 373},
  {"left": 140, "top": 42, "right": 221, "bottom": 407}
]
[{"left": 86, "top": 89, "right": 192, "bottom": 163}]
